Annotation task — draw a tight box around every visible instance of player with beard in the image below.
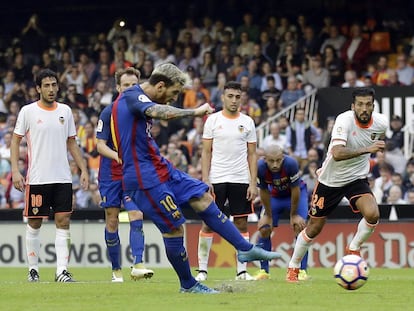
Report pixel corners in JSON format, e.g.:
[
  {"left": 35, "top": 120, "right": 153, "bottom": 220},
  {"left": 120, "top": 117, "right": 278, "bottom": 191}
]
[{"left": 286, "top": 87, "right": 388, "bottom": 282}]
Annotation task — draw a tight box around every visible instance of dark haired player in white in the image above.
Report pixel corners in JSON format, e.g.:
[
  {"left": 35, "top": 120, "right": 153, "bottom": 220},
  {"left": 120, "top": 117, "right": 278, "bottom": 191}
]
[
  {"left": 11, "top": 69, "right": 89, "bottom": 282},
  {"left": 286, "top": 87, "right": 388, "bottom": 282}
]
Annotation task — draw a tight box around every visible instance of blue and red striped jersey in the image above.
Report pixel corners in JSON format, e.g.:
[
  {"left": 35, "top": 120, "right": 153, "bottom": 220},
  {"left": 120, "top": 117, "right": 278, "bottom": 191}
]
[
  {"left": 111, "top": 85, "right": 173, "bottom": 190},
  {"left": 257, "top": 155, "right": 305, "bottom": 198},
  {"left": 96, "top": 103, "right": 122, "bottom": 182}
]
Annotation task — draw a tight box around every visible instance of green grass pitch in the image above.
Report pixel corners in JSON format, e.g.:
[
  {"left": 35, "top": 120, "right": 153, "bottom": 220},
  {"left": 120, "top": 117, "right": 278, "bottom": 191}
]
[{"left": 0, "top": 267, "right": 413, "bottom": 311}]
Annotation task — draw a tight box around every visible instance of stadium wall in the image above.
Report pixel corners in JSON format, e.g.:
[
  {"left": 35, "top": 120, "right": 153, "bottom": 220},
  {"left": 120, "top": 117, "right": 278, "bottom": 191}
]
[{"left": 0, "top": 216, "right": 413, "bottom": 268}]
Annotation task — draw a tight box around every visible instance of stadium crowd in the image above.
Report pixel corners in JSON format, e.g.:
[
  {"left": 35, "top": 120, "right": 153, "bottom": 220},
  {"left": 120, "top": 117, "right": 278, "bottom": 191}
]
[{"left": 1, "top": 7, "right": 414, "bottom": 210}]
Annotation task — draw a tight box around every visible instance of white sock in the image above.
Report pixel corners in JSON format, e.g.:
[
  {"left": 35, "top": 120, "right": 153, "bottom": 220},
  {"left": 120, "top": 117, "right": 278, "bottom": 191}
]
[
  {"left": 236, "top": 232, "right": 250, "bottom": 274},
  {"left": 55, "top": 228, "right": 71, "bottom": 275},
  {"left": 288, "top": 229, "right": 313, "bottom": 268},
  {"left": 197, "top": 231, "right": 213, "bottom": 272},
  {"left": 348, "top": 218, "right": 377, "bottom": 251},
  {"left": 26, "top": 224, "right": 40, "bottom": 271}
]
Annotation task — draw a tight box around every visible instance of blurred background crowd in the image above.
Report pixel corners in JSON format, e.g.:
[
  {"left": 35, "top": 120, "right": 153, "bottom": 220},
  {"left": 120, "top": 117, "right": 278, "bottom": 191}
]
[{"left": 0, "top": 0, "right": 414, "bottom": 210}]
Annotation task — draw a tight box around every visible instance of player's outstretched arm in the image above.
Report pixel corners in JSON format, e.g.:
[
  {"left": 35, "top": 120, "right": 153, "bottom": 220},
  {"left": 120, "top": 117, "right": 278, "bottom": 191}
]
[
  {"left": 145, "top": 103, "right": 214, "bottom": 120},
  {"left": 331, "top": 140, "right": 386, "bottom": 161}
]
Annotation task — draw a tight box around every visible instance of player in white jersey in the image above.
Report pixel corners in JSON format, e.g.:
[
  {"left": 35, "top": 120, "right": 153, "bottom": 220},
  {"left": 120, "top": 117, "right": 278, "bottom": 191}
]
[
  {"left": 286, "top": 87, "right": 388, "bottom": 282},
  {"left": 11, "top": 69, "right": 89, "bottom": 283},
  {"left": 195, "top": 81, "right": 258, "bottom": 281}
]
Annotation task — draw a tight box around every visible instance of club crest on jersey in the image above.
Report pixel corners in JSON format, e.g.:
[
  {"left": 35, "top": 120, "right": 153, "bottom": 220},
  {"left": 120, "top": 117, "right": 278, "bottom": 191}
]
[
  {"left": 138, "top": 94, "right": 151, "bottom": 103},
  {"left": 238, "top": 125, "right": 245, "bottom": 133},
  {"left": 371, "top": 133, "right": 380, "bottom": 140},
  {"left": 336, "top": 126, "right": 342, "bottom": 135},
  {"left": 59, "top": 116, "right": 65, "bottom": 124}
]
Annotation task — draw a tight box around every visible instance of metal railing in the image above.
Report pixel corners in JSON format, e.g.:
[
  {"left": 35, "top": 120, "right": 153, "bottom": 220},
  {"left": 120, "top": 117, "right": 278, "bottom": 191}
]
[{"left": 256, "top": 88, "right": 318, "bottom": 148}]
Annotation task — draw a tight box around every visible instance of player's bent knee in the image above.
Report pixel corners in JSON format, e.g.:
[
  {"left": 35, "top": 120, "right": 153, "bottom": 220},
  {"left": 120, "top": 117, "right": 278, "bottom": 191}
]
[{"left": 128, "top": 210, "right": 143, "bottom": 221}]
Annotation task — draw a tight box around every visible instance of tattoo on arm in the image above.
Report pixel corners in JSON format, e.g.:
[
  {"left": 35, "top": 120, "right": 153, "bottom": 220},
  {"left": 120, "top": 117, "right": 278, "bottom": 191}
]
[{"left": 146, "top": 105, "right": 196, "bottom": 120}]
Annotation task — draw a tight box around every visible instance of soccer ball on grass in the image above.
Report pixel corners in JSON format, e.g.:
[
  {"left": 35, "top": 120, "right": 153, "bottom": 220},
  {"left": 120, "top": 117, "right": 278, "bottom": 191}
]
[{"left": 333, "top": 254, "right": 369, "bottom": 290}]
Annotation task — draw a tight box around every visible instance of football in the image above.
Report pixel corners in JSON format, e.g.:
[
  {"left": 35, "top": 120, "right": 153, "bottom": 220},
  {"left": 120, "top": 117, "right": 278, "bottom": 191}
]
[{"left": 333, "top": 254, "right": 369, "bottom": 290}]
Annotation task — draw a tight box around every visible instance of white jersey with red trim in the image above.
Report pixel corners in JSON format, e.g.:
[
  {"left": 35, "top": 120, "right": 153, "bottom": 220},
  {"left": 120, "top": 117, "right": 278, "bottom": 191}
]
[
  {"left": 14, "top": 101, "right": 76, "bottom": 184},
  {"left": 317, "top": 110, "right": 388, "bottom": 187},
  {"left": 203, "top": 111, "right": 256, "bottom": 184}
]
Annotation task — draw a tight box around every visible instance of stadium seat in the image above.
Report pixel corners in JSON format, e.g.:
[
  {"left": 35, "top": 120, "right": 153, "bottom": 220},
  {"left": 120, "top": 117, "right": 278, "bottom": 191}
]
[{"left": 370, "top": 32, "right": 391, "bottom": 52}]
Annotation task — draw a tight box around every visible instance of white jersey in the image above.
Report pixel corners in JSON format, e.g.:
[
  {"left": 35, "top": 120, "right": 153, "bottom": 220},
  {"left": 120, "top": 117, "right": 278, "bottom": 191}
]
[
  {"left": 317, "top": 110, "right": 388, "bottom": 187},
  {"left": 14, "top": 101, "right": 76, "bottom": 184},
  {"left": 203, "top": 111, "right": 256, "bottom": 184}
]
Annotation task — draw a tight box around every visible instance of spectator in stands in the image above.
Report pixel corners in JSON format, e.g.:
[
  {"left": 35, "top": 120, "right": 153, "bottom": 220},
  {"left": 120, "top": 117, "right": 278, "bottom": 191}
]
[
  {"left": 285, "top": 108, "right": 321, "bottom": 170},
  {"left": 340, "top": 23, "right": 370, "bottom": 75},
  {"left": 341, "top": 70, "right": 365, "bottom": 87},
  {"left": 237, "top": 59, "right": 262, "bottom": 97},
  {"left": 227, "top": 54, "right": 245, "bottom": 81},
  {"left": 20, "top": 14, "right": 47, "bottom": 67},
  {"left": 322, "top": 44, "right": 344, "bottom": 86},
  {"left": 371, "top": 55, "right": 390, "bottom": 86},
  {"left": 261, "top": 121, "right": 287, "bottom": 150},
  {"left": 11, "top": 52, "right": 33, "bottom": 85},
  {"left": 258, "top": 30, "right": 279, "bottom": 67},
  {"left": 277, "top": 43, "right": 302, "bottom": 88},
  {"left": 109, "top": 50, "right": 133, "bottom": 76},
  {"left": 319, "top": 25, "right": 346, "bottom": 57},
  {"left": 301, "top": 160, "right": 318, "bottom": 201},
  {"left": 278, "top": 75, "right": 305, "bottom": 108},
  {"left": 199, "top": 51, "right": 218, "bottom": 90},
  {"left": 387, "top": 185, "right": 407, "bottom": 204},
  {"left": 183, "top": 77, "right": 210, "bottom": 109},
  {"left": 178, "top": 46, "right": 199, "bottom": 74},
  {"left": 276, "top": 17, "right": 297, "bottom": 41},
  {"left": 177, "top": 18, "right": 202, "bottom": 44},
  {"left": 395, "top": 54, "right": 414, "bottom": 85},
  {"left": 387, "top": 115, "right": 404, "bottom": 150},
  {"left": 368, "top": 173, "right": 383, "bottom": 204},
  {"left": 138, "top": 58, "right": 154, "bottom": 81},
  {"left": 260, "top": 76, "right": 281, "bottom": 111},
  {"left": 60, "top": 63, "right": 89, "bottom": 94},
  {"left": 210, "top": 72, "right": 227, "bottom": 111},
  {"left": 235, "top": 12, "right": 260, "bottom": 44},
  {"left": 237, "top": 31, "right": 255, "bottom": 61},
  {"left": 405, "top": 188, "right": 414, "bottom": 204},
  {"left": 375, "top": 162, "right": 394, "bottom": 203},
  {"left": 386, "top": 70, "right": 403, "bottom": 86},
  {"left": 152, "top": 20, "right": 173, "bottom": 51},
  {"left": 78, "top": 51, "right": 96, "bottom": 87},
  {"left": 93, "top": 63, "right": 115, "bottom": 95},
  {"left": 154, "top": 46, "right": 176, "bottom": 67},
  {"left": 302, "top": 54, "right": 330, "bottom": 88},
  {"left": 197, "top": 34, "right": 215, "bottom": 64},
  {"left": 298, "top": 26, "right": 321, "bottom": 59},
  {"left": 107, "top": 18, "right": 132, "bottom": 52},
  {"left": 216, "top": 43, "right": 233, "bottom": 75},
  {"left": 260, "top": 61, "right": 283, "bottom": 93},
  {"left": 63, "top": 84, "right": 88, "bottom": 110}
]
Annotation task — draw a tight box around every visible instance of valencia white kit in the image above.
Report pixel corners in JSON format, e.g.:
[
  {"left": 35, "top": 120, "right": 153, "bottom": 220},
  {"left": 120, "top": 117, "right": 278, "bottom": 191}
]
[
  {"left": 14, "top": 101, "right": 76, "bottom": 184},
  {"left": 203, "top": 111, "right": 257, "bottom": 184},
  {"left": 317, "top": 111, "right": 388, "bottom": 187}
]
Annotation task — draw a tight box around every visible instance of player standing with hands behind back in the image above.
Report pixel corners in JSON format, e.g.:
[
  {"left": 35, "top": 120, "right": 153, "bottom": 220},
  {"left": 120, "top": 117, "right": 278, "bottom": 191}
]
[
  {"left": 196, "top": 81, "right": 258, "bottom": 282},
  {"left": 11, "top": 69, "right": 89, "bottom": 282},
  {"left": 286, "top": 87, "right": 388, "bottom": 282}
]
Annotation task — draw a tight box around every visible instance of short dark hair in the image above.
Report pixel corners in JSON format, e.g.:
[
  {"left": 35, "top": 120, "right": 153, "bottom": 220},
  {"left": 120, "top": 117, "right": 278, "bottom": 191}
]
[
  {"left": 35, "top": 69, "right": 58, "bottom": 87},
  {"left": 352, "top": 87, "right": 375, "bottom": 102},
  {"left": 223, "top": 81, "right": 242, "bottom": 91}
]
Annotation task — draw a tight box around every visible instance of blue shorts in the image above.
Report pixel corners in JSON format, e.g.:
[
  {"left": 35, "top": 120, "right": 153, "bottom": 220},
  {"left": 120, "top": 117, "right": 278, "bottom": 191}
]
[
  {"left": 124, "top": 169, "right": 208, "bottom": 233},
  {"left": 99, "top": 179, "right": 140, "bottom": 212},
  {"left": 270, "top": 186, "right": 309, "bottom": 227},
  {"left": 99, "top": 179, "right": 123, "bottom": 208}
]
